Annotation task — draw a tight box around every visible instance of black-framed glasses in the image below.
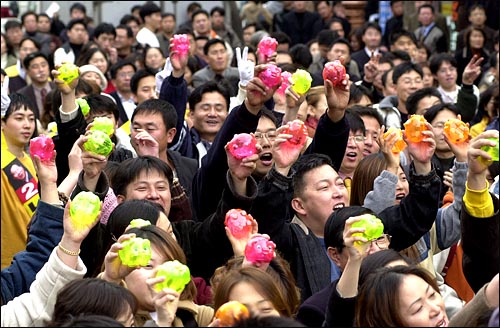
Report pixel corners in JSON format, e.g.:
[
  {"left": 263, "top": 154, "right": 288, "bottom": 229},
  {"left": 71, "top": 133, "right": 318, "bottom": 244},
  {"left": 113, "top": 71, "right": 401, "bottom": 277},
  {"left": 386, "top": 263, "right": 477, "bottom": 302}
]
[{"left": 370, "top": 234, "right": 392, "bottom": 249}]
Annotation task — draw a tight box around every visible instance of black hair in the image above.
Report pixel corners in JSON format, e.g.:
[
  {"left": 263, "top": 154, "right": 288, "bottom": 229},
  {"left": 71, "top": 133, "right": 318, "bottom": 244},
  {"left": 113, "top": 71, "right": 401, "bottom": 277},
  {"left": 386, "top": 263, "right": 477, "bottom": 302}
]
[
  {"left": 20, "top": 10, "right": 37, "bottom": 25},
  {"left": 347, "top": 105, "right": 383, "bottom": 127},
  {"left": 324, "top": 206, "right": 375, "bottom": 250},
  {"left": 19, "top": 36, "right": 41, "bottom": 52},
  {"left": 2, "top": 92, "right": 36, "bottom": 122},
  {"left": 210, "top": 6, "right": 225, "bottom": 16},
  {"left": 70, "top": 3, "right": 87, "bottom": 15},
  {"left": 203, "top": 38, "right": 226, "bottom": 56},
  {"left": 109, "top": 59, "right": 137, "bottom": 79},
  {"left": 358, "top": 249, "right": 414, "bottom": 287},
  {"left": 406, "top": 87, "right": 443, "bottom": 115},
  {"left": 93, "top": 22, "right": 116, "bottom": 39},
  {"left": 317, "top": 29, "right": 340, "bottom": 48},
  {"left": 389, "top": 50, "right": 412, "bottom": 63},
  {"left": 188, "top": 80, "right": 230, "bottom": 113},
  {"left": 115, "top": 24, "right": 133, "bottom": 38},
  {"left": 423, "top": 102, "right": 460, "bottom": 123},
  {"left": 139, "top": 2, "right": 161, "bottom": 22},
  {"left": 349, "top": 84, "right": 373, "bottom": 106},
  {"left": 161, "top": 12, "right": 176, "bottom": 20},
  {"left": 132, "top": 98, "right": 178, "bottom": 131},
  {"left": 260, "top": 107, "right": 279, "bottom": 127},
  {"left": 23, "top": 51, "right": 49, "bottom": 70},
  {"left": 112, "top": 156, "right": 174, "bottom": 198},
  {"left": 392, "top": 62, "right": 423, "bottom": 85},
  {"left": 289, "top": 43, "right": 313, "bottom": 70},
  {"left": 292, "top": 153, "right": 333, "bottom": 198},
  {"left": 361, "top": 21, "right": 382, "bottom": 35},
  {"left": 381, "top": 67, "right": 393, "bottom": 89},
  {"left": 120, "top": 14, "right": 141, "bottom": 26},
  {"left": 84, "top": 93, "right": 120, "bottom": 122},
  {"left": 346, "top": 110, "right": 366, "bottom": 134},
  {"left": 270, "top": 31, "right": 291, "bottom": 46},
  {"left": 54, "top": 314, "right": 124, "bottom": 327},
  {"left": 234, "top": 315, "right": 306, "bottom": 327},
  {"left": 66, "top": 18, "right": 87, "bottom": 31},
  {"left": 389, "top": 29, "right": 417, "bottom": 47},
  {"left": 331, "top": 37, "right": 352, "bottom": 53},
  {"left": 4, "top": 20, "right": 22, "bottom": 32},
  {"left": 418, "top": 3, "right": 435, "bottom": 14},
  {"left": 130, "top": 68, "right": 156, "bottom": 94},
  {"left": 191, "top": 8, "right": 210, "bottom": 21}
]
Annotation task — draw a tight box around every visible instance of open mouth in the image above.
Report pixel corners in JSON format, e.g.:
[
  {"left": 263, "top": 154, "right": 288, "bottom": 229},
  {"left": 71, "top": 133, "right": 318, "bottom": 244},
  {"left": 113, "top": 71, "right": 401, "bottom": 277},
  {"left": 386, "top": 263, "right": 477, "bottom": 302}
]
[
  {"left": 395, "top": 193, "right": 406, "bottom": 201},
  {"left": 259, "top": 152, "right": 273, "bottom": 166},
  {"left": 333, "top": 203, "right": 345, "bottom": 211},
  {"left": 436, "top": 318, "right": 448, "bottom": 327}
]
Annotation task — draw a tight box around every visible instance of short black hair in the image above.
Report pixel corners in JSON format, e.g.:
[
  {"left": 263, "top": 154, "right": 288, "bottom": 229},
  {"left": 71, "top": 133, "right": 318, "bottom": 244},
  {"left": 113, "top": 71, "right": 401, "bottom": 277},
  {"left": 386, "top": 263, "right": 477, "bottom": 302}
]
[
  {"left": 130, "top": 68, "right": 156, "bottom": 94},
  {"left": 392, "top": 62, "right": 423, "bottom": 85},
  {"left": 93, "top": 22, "right": 116, "bottom": 39},
  {"left": 109, "top": 59, "right": 137, "bottom": 79},
  {"left": 270, "top": 31, "right": 291, "bottom": 46},
  {"left": 4, "top": 20, "right": 22, "bottom": 31},
  {"left": 132, "top": 98, "right": 178, "bottom": 131},
  {"left": 70, "top": 3, "right": 87, "bottom": 15},
  {"left": 418, "top": 3, "right": 435, "bottom": 14},
  {"left": 115, "top": 24, "right": 133, "bottom": 38},
  {"left": 139, "top": 2, "right": 161, "bottom": 22},
  {"left": 23, "top": 51, "right": 48, "bottom": 69},
  {"left": 389, "top": 29, "right": 417, "bottom": 47},
  {"left": 423, "top": 102, "right": 459, "bottom": 124},
  {"left": 188, "top": 80, "right": 230, "bottom": 112},
  {"left": 210, "top": 6, "right": 225, "bottom": 16},
  {"left": 162, "top": 12, "right": 176, "bottom": 20},
  {"left": 361, "top": 21, "right": 382, "bottom": 35},
  {"left": 120, "top": 14, "right": 141, "bottom": 26},
  {"left": 429, "top": 53, "right": 457, "bottom": 75},
  {"left": 406, "top": 87, "right": 443, "bottom": 115},
  {"left": 347, "top": 105, "right": 383, "bottom": 127},
  {"left": 20, "top": 10, "right": 37, "bottom": 25},
  {"left": 345, "top": 110, "right": 366, "bottom": 134},
  {"left": 331, "top": 37, "right": 352, "bottom": 53},
  {"left": 67, "top": 18, "right": 87, "bottom": 31},
  {"left": 289, "top": 43, "right": 313, "bottom": 69},
  {"left": 324, "top": 206, "right": 375, "bottom": 250},
  {"left": 317, "top": 29, "right": 339, "bottom": 47},
  {"left": 203, "top": 38, "right": 226, "bottom": 56},
  {"left": 85, "top": 93, "right": 120, "bottom": 122},
  {"left": 292, "top": 154, "right": 333, "bottom": 198},
  {"left": 191, "top": 8, "right": 210, "bottom": 21}
]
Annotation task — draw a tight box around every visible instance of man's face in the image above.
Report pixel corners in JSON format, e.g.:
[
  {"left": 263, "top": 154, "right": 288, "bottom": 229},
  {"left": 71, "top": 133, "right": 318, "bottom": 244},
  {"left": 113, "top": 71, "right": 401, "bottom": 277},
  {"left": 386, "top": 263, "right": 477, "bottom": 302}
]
[
  {"left": 434, "top": 61, "right": 457, "bottom": 91},
  {"left": 113, "top": 65, "right": 135, "bottom": 93},
  {"left": 396, "top": 70, "right": 423, "bottom": 104},
  {"left": 37, "top": 16, "right": 51, "bottom": 33},
  {"left": 146, "top": 12, "right": 162, "bottom": 31},
  {"left": 206, "top": 42, "right": 228, "bottom": 73},
  {"left": 362, "top": 27, "right": 381, "bottom": 50},
  {"left": 243, "top": 26, "right": 256, "bottom": 46},
  {"left": 95, "top": 32, "right": 115, "bottom": 52},
  {"left": 193, "top": 13, "right": 211, "bottom": 35},
  {"left": 6, "top": 27, "right": 23, "bottom": 47},
  {"left": 415, "top": 95, "right": 441, "bottom": 115},
  {"left": 122, "top": 170, "right": 172, "bottom": 216},
  {"left": 19, "top": 40, "right": 38, "bottom": 62},
  {"left": 418, "top": 8, "right": 434, "bottom": 26},
  {"left": 160, "top": 15, "right": 176, "bottom": 34},
  {"left": 469, "top": 8, "right": 486, "bottom": 26},
  {"left": 317, "top": 1, "right": 333, "bottom": 19},
  {"left": 391, "top": 36, "right": 415, "bottom": 54},
  {"left": 67, "top": 23, "right": 88, "bottom": 45},
  {"left": 340, "top": 131, "right": 364, "bottom": 176},
  {"left": 328, "top": 43, "right": 350, "bottom": 63},
  {"left": 253, "top": 116, "right": 277, "bottom": 178},
  {"left": 431, "top": 109, "right": 457, "bottom": 153},
  {"left": 126, "top": 21, "right": 140, "bottom": 38},
  {"left": 27, "top": 56, "right": 50, "bottom": 84},
  {"left": 131, "top": 111, "right": 171, "bottom": 152},
  {"left": 1, "top": 106, "right": 36, "bottom": 149},
  {"left": 134, "top": 76, "right": 157, "bottom": 105},
  {"left": 23, "top": 14, "right": 38, "bottom": 33},
  {"left": 71, "top": 9, "right": 85, "bottom": 20},
  {"left": 114, "top": 28, "right": 133, "bottom": 51},
  {"left": 210, "top": 11, "right": 225, "bottom": 29},
  {"left": 293, "top": 165, "right": 349, "bottom": 231},
  {"left": 391, "top": 1, "right": 404, "bottom": 16},
  {"left": 360, "top": 116, "right": 381, "bottom": 157},
  {"left": 190, "top": 91, "right": 228, "bottom": 141}
]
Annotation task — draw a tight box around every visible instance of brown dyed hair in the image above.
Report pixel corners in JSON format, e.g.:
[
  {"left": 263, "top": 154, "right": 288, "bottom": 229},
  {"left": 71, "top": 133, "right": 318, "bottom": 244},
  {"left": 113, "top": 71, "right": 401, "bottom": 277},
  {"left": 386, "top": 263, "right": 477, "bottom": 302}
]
[
  {"left": 350, "top": 152, "right": 387, "bottom": 206},
  {"left": 212, "top": 266, "right": 293, "bottom": 317},
  {"left": 355, "top": 265, "right": 441, "bottom": 327}
]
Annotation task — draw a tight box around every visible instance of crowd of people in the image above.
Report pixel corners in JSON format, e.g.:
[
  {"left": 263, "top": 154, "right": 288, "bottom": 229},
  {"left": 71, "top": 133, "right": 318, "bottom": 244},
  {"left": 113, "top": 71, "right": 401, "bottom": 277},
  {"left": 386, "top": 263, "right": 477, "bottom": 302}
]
[{"left": 1, "top": 0, "right": 499, "bottom": 327}]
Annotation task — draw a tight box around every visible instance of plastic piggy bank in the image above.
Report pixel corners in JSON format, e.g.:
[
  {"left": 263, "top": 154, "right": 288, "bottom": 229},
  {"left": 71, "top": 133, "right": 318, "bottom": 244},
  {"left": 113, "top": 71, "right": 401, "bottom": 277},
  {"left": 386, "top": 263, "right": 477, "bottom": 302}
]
[
  {"left": 128, "top": 218, "right": 152, "bottom": 229},
  {"left": 224, "top": 209, "right": 254, "bottom": 239},
  {"left": 481, "top": 137, "right": 499, "bottom": 162},
  {"left": 323, "top": 60, "right": 346, "bottom": 87},
  {"left": 70, "top": 191, "right": 101, "bottom": 231},
  {"left": 58, "top": 63, "right": 79, "bottom": 84},
  {"left": 172, "top": 34, "right": 190, "bottom": 56},
  {"left": 257, "top": 36, "right": 278, "bottom": 62},
  {"left": 443, "top": 118, "right": 469, "bottom": 144},
  {"left": 30, "top": 134, "right": 55, "bottom": 162},
  {"left": 227, "top": 133, "right": 258, "bottom": 160},
  {"left": 118, "top": 237, "right": 152, "bottom": 267},
  {"left": 215, "top": 301, "right": 250, "bottom": 327},
  {"left": 351, "top": 214, "right": 384, "bottom": 245},
  {"left": 283, "top": 119, "right": 308, "bottom": 147},
  {"left": 403, "top": 115, "right": 429, "bottom": 143},
  {"left": 76, "top": 98, "right": 90, "bottom": 116},
  {"left": 90, "top": 117, "right": 115, "bottom": 136},
  {"left": 83, "top": 130, "right": 113, "bottom": 156},
  {"left": 291, "top": 69, "right": 312, "bottom": 95},
  {"left": 154, "top": 260, "right": 191, "bottom": 293},
  {"left": 258, "top": 64, "right": 282, "bottom": 89},
  {"left": 383, "top": 127, "right": 407, "bottom": 153},
  {"left": 245, "top": 235, "right": 276, "bottom": 264},
  {"left": 277, "top": 71, "right": 292, "bottom": 97}
]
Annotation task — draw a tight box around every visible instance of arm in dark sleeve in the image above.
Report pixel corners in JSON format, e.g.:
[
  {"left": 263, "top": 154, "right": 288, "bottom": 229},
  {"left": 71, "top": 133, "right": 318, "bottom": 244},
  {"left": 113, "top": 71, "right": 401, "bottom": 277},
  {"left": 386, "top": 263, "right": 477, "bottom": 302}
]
[
  {"left": 456, "top": 84, "right": 478, "bottom": 124},
  {"left": 159, "top": 74, "right": 188, "bottom": 148},
  {"left": 324, "top": 280, "right": 357, "bottom": 327},
  {"left": 380, "top": 162, "right": 442, "bottom": 251},
  {"left": 1, "top": 201, "right": 64, "bottom": 302},
  {"left": 191, "top": 102, "right": 261, "bottom": 221},
  {"left": 461, "top": 194, "right": 499, "bottom": 292},
  {"left": 304, "top": 113, "right": 350, "bottom": 172}
]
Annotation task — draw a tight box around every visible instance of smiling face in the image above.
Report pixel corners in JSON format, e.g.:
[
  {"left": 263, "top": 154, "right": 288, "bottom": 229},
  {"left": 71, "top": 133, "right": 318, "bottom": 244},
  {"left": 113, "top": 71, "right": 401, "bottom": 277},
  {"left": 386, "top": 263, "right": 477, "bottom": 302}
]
[
  {"left": 434, "top": 61, "right": 457, "bottom": 91},
  {"left": 339, "top": 131, "right": 364, "bottom": 177},
  {"left": 430, "top": 109, "right": 457, "bottom": 154},
  {"left": 190, "top": 91, "right": 228, "bottom": 142},
  {"left": 394, "top": 167, "right": 409, "bottom": 205},
  {"left": 228, "top": 281, "right": 281, "bottom": 318},
  {"left": 253, "top": 115, "right": 277, "bottom": 178},
  {"left": 398, "top": 275, "right": 448, "bottom": 327},
  {"left": 1, "top": 106, "right": 36, "bottom": 149}
]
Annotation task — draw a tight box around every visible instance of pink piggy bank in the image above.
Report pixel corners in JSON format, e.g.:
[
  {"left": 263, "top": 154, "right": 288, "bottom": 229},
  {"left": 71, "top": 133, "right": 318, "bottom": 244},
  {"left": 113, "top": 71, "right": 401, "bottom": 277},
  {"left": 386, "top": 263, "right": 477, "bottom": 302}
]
[
  {"left": 258, "top": 36, "right": 278, "bottom": 62},
  {"left": 224, "top": 209, "right": 254, "bottom": 239},
  {"left": 172, "top": 34, "right": 190, "bottom": 56},
  {"left": 245, "top": 235, "right": 276, "bottom": 264},
  {"left": 258, "top": 64, "right": 282, "bottom": 89},
  {"left": 30, "top": 135, "right": 55, "bottom": 162},
  {"left": 226, "top": 133, "right": 258, "bottom": 160}
]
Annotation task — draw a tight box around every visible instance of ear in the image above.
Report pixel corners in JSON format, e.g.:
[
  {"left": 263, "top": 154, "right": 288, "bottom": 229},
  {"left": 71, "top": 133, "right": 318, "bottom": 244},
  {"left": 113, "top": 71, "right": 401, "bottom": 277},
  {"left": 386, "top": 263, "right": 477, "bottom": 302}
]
[
  {"left": 116, "top": 194, "right": 126, "bottom": 204},
  {"left": 291, "top": 197, "right": 306, "bottom": 217},
  {"left": 166, "top": 127, "right": 177, "bottom": 144},
  {"left": 327, "top": 246, "right": 342, "bottom": 267}
]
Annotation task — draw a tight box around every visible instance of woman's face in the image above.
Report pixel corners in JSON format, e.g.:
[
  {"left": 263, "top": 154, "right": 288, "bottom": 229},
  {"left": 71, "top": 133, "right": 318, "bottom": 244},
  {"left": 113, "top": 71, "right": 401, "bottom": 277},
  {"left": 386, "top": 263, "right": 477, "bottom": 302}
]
[
  {"left": 228, "top": 281, "right": 281, "bottom": 317},
  {"left": 395, "top": 166, "right": 409, "bottom": 205},
  {"left": 89, "top": 51, "right": 108, "bottom": 74},
  {"left": 469, "top": 30, "right": 485, "bottom": 49},
  {"left": 81, "top": 71, "right": 103, "bottom": 90},
  {"left": 124, "top": 245, "right": 168, "bottom": 312},
  {"left": 422, "top": 66, "right": 434, "bottom": 88},
  {"left": 115, "top": 306, "right": 135, "bottom": 327},
  {"left": 145, "top": 48, "right": 165, "bottom": 71},
  {"left": 398, "top": 275, "right": 448, "bottom": 327}
]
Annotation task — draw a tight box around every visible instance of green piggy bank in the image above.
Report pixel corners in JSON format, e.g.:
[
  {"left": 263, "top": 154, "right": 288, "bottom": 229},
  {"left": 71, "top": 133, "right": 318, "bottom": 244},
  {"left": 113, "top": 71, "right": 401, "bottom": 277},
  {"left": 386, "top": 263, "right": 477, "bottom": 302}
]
[
  {"left": 118, "top": 237, "right": 152, "bottom": 267},
  {"left": 154, "top": 260, "right": 191, "bottom": 293},
  {"left": 83, "top": 130, "right": 113, "bottom": 156},
  {"left": 58, "top": 63, "right": 79, "bottom": 84},
  {"left": 351, "top": 214, "right": 384, "bottom": 245}
]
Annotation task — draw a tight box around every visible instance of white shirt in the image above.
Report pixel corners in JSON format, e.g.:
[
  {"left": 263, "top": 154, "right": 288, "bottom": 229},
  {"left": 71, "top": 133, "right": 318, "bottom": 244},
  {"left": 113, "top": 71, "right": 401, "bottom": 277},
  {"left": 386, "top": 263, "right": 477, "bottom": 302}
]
[{"left": 136, "top": 27, "right": 160, "bottom": 48}]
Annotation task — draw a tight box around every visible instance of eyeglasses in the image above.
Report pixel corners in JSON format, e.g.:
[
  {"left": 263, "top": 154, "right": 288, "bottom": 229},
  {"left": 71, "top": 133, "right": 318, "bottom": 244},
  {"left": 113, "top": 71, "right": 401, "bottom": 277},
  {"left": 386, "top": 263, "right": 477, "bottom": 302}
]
[
  {"left": 254, "top": 130, "right": 277, "bottom": 141},
  {"left": 370, "top": 234, "right": 392, "bottom": 249},
  {"left": 348, "top": 135, "right": 365, "bottom": 143},
  {"left": 117, "top": 72, "right": 135, "bottom": 79}
]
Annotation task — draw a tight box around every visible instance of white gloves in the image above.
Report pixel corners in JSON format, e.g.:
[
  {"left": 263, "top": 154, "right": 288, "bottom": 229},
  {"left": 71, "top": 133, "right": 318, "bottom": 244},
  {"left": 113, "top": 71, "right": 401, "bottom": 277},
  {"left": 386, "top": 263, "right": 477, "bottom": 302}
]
[
  {"left": 236, "top": 47, "right": 255, "bottom": 87},
  {"left": 155, "top": 57, "right": 174, "bottom": 95},
  {"left": 1, "top": 76, "right": 11, "bottom": 118}
]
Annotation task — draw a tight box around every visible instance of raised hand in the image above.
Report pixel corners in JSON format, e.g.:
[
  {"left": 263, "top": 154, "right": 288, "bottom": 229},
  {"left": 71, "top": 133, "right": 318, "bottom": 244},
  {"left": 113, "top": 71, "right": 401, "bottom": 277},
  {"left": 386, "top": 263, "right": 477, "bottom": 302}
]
[
  {"left": 324, "top": 56, "right": 351, "bottom": 123},
  {"left": 236, "top": 46, "right": 255, "bottom": 87},
  {"left": 443, "top": 114, "right": 470, "bottom": 163},
  {"left": 224, "top": 142, "right": 260, "bottom": 182},
  {"left": 377, "top": 126, "right": 401, "bottom": 174},
  {"left": 78, "top": 130, "right": 111, "bottom": 181},
  {"left": 343, "top": 215, "right": 370, "bottom": 260},
  {"left": 132, "top": 128, "right": 160, "bottom": 158},
  {"left": 245, "top": 64, "right": 279, "bottom": 114},
  {"left": 102, "top": 232, "right": 137, "bottom": 283},
  {"left": 272, "top": 124, "right": 305, "bottom": 176},
  {"left": 404, "top": 122, "right": 436, "bottom": 173},
  {"left": 225, "top": 217, "right": 259, "bottom": 257},
  {"left": 146, "top": 273, "right": 180, "bottom": 327},
  {"left": 51, "top": 63, "right": 80, "bottom": 95},
  {"left": 363, "top": 52, "right": 380, "bottom": 84},
  {"left": 467, "top": 130, "right": 499, "bottom": 177},
  {"left": 462, "top": 54, "right": 484, "bottom": 85}
]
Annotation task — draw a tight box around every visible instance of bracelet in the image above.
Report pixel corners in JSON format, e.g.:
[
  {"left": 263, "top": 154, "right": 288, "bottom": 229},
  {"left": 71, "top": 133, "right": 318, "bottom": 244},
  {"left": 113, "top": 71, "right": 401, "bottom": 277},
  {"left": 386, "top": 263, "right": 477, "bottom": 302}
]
[{"left": 58, "top": 243, "right": 80, "bottom": 256}]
